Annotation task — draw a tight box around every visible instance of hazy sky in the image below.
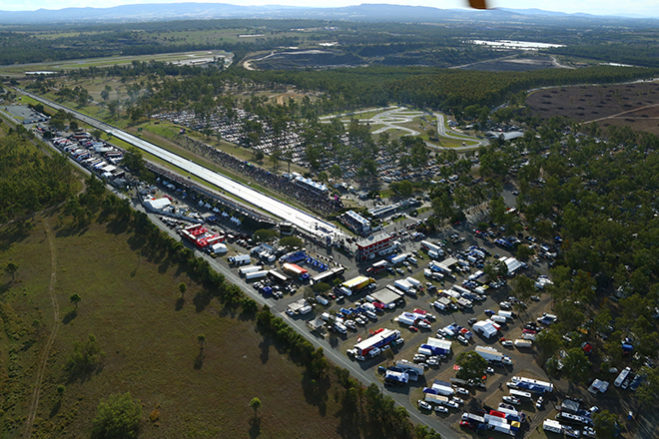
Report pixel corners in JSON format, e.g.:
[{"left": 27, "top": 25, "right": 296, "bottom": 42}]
[{"left": 2, "top": 0, "right": 658, "bottom": 17}]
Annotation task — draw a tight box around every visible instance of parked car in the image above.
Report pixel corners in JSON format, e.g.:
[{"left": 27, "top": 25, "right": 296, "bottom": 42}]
[
  {"left": 418, "top": 400, "right": 432, "bottom": 411},
  {"left": 435, "top": 405, "right": 449, "bottom": 414},
  {"left": 456, "top": 387, "right": 470, "bottom": 396},
  {"left": 502, "top": 396, "right": 520, "bottom": 405}
]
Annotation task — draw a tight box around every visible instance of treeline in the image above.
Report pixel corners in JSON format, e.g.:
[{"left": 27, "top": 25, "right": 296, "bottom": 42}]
[
  {"left": 237, "top": 64, "right": 658, "bottom": 114},
  {"left": 0, "top": 125, "right": 75, "bottom": 223},
  {"left": 123, "top": 63, "right": 658, "bottom": 121},
  {"left": 333, "top": 377, "right": 441, "bottom": 439},
  {"left": 549, "top": 44, "right": 659, "bottom": 68}
]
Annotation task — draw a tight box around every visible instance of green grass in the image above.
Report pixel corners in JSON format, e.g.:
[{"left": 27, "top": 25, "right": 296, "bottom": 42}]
[{"left": 0, "top": 215, "right": 342, "bottom": 438}]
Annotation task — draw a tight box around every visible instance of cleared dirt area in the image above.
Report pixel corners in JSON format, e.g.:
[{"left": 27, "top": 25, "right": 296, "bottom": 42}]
[{"left": 527, "top": 81, "right": 659, "bottom": 134}]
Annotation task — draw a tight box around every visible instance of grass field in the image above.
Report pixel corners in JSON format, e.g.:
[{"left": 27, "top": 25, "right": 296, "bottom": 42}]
[
  {"left": 0, "top": 50, "right": 231, "bottom": 76},
  {"left": 0, "top": 215, "right": 342, "bottom": 438}
]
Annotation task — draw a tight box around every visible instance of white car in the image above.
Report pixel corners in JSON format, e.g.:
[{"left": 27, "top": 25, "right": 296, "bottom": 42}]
[
  {"left": 418, "top": 400, "right": 432, "bottom": 411},
  {"left": 434, "top": 405, "right": 449, "bottom": 414},
  {"left": 417, "top": 320, "right": 431, "bottom": 330},
  {"left": 501, "top": 340, "right": 514, "bottom": 348},
  {"left": 451, "top": 397, "right": 464, "bottom": 405},
  {"left": 502, "top": 396, "right": 520, "bottom": 406},
  {"left": 456, "top": 387, "right": 470, "bottom": 396},
  {"left": 486, "top": 367, "right": 495, "bottom": 374},
  {"left": 445, "top": 401, "right": 459, "bottom": 409}
]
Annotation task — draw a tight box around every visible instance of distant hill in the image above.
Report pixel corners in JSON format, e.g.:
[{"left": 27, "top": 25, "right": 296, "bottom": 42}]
[{"left": 0, "top": 3, "right": 656, "bottom": 25}]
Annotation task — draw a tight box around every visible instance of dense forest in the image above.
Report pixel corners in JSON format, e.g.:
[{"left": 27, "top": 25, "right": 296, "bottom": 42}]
[
  {"left": 472, "top": 121, "right": 659, "bottom": 403},
  {"left": 121, "top": 63, "right": 657, "bottom": 117},
  {"left": 1, "top": 17, "right": 657, "bottom": 67},
  {"left": 0, "top": 124, "right": 75, "bottom": 223}
]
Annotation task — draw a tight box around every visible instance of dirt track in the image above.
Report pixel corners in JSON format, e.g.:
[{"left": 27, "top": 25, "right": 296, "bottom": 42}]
[{"left": 23, "top": 220, "right": 60, "bottom": 438}]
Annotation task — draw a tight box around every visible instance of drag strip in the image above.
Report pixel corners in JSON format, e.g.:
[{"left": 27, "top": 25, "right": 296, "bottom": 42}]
[{"left": 21, "top": 90, "right": 342, "bottom": 241}]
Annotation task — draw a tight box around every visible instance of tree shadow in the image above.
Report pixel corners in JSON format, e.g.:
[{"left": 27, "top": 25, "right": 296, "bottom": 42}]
[
  {"left": 248, "top": 417, "right": 261, "bottom": 439},
  {"left": 158, "top": 257, "right": 171, "bottom": 273},
  {"left": 175, "top": 297, "right": 185, "bottom": 311},
  {"left": 258, "top": 336, "right": 271, "bottom": 364},
  {"left": 0, "top": 281, "right": 12, "bottom": 296},
  {"left": 0, "top": 222, "right": 32, "bottom": 251},
  {"left": 193, "top": 291, "right": 211, "bottom": 312},
  {"left": 301, "top": 369, "right": 329, "bottom": 415},
  {"left": 62, "top": 310, "right": 77, "bottom": 324},
  {"left": 49, "top": 399, "right": 62, "bottom": 418},
  {"left": 193, "top": 348, "right": 204, "bottom": 370}
]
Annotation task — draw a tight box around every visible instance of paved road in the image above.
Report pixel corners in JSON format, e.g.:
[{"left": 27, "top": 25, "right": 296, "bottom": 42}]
[
  {"left": 425, "top": 113, "right": 489, "bottom": 151},
  {"left": 20, "top": 90, "right": 343, "bottom": 243}
]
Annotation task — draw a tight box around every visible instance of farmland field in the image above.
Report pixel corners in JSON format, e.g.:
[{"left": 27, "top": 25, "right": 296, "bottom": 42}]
[
  {"left": 526, "top": 81, "right": 659, "bottom": 134},
  {"left": 0, "top": 215, "right": 342, "bottom": 438}
]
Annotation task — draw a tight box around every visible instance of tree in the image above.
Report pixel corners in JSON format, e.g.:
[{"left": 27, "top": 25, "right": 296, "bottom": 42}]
[
  {"left": 249, "top": 396, "right": 262, "bottom": 417},
  {"left": 101, "top": 85, "right": 112, "bottom": 102},
  {"left": 535, "top": 328, "right": 562, "bottom": 361},
  {"left": 197, "top": 334, "right": 206, "bottom": 349},
  {"left": 92, "top": 392, "right": 142, "bottom": 439},
  {"left": 311, "top": 282, "right": 330, "bottom": 294},
  {"left": 5, "top": 262, "right": 18, "bottom": 281},
  {"left": 511, "top": 274, "right": 534, "bottom": 303},
  {"left": 70, "top": 293, "right": 81, "bottom": 310},
  {"left": 593, "top": 410, "right": 618, "bottom": 439},
  {"left": 455, "top": 351, "right": 488, "bottom": 381},
  {"left": 562, "top": 347, "right": 591, "bottom": 384},
  {"left": 253, "top": 228, "right": 279, "bottom": 242},
  {"left": 636, "top": 366, "right": 659, "bottom": 406},
  {"left": 516, "top": 244, "right": 534, "bottom": 262},
  {"left": 66, "top": 334, "right": 104, "bottom": 379},
  {"left": 178, "top": 283, "right": 187, "bottom": 297},
  {"left": 107, "top": 100, "right": 119, "bottom": 118},
  {"left": 489, "top": 196, "right": 506, "bottom": 225},
  {"left": 279, "top": 236, "right": 303, "bottom": 249}
]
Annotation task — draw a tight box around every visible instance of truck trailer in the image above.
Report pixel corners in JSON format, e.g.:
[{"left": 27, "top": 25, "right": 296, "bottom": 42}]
[
  {"left": 238, "top": 265, "right": 263, "bottom": 276},
  {"left": 475, "top": 346, "right": 513, "bottom": 365},
  {"left": 245, "top": 270, "right": 268, "bottom": 281},
  {"left": 514, "top": 339, "right": 533, "bottom": 349}
]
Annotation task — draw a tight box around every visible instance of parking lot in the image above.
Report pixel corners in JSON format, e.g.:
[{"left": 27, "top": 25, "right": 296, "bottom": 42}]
[{"left": 278, "top": 222, "right": 561, "bottom": 433}]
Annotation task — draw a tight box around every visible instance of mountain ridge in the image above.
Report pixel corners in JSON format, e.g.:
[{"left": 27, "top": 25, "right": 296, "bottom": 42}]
[{"left": 0, "top": 2, "right": 656, "bottom": 24}]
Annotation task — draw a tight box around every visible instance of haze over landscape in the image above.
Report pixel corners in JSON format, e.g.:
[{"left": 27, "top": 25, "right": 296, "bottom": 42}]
[{"left": 2, "top": 0, "right": 659, "bottom": 17}]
